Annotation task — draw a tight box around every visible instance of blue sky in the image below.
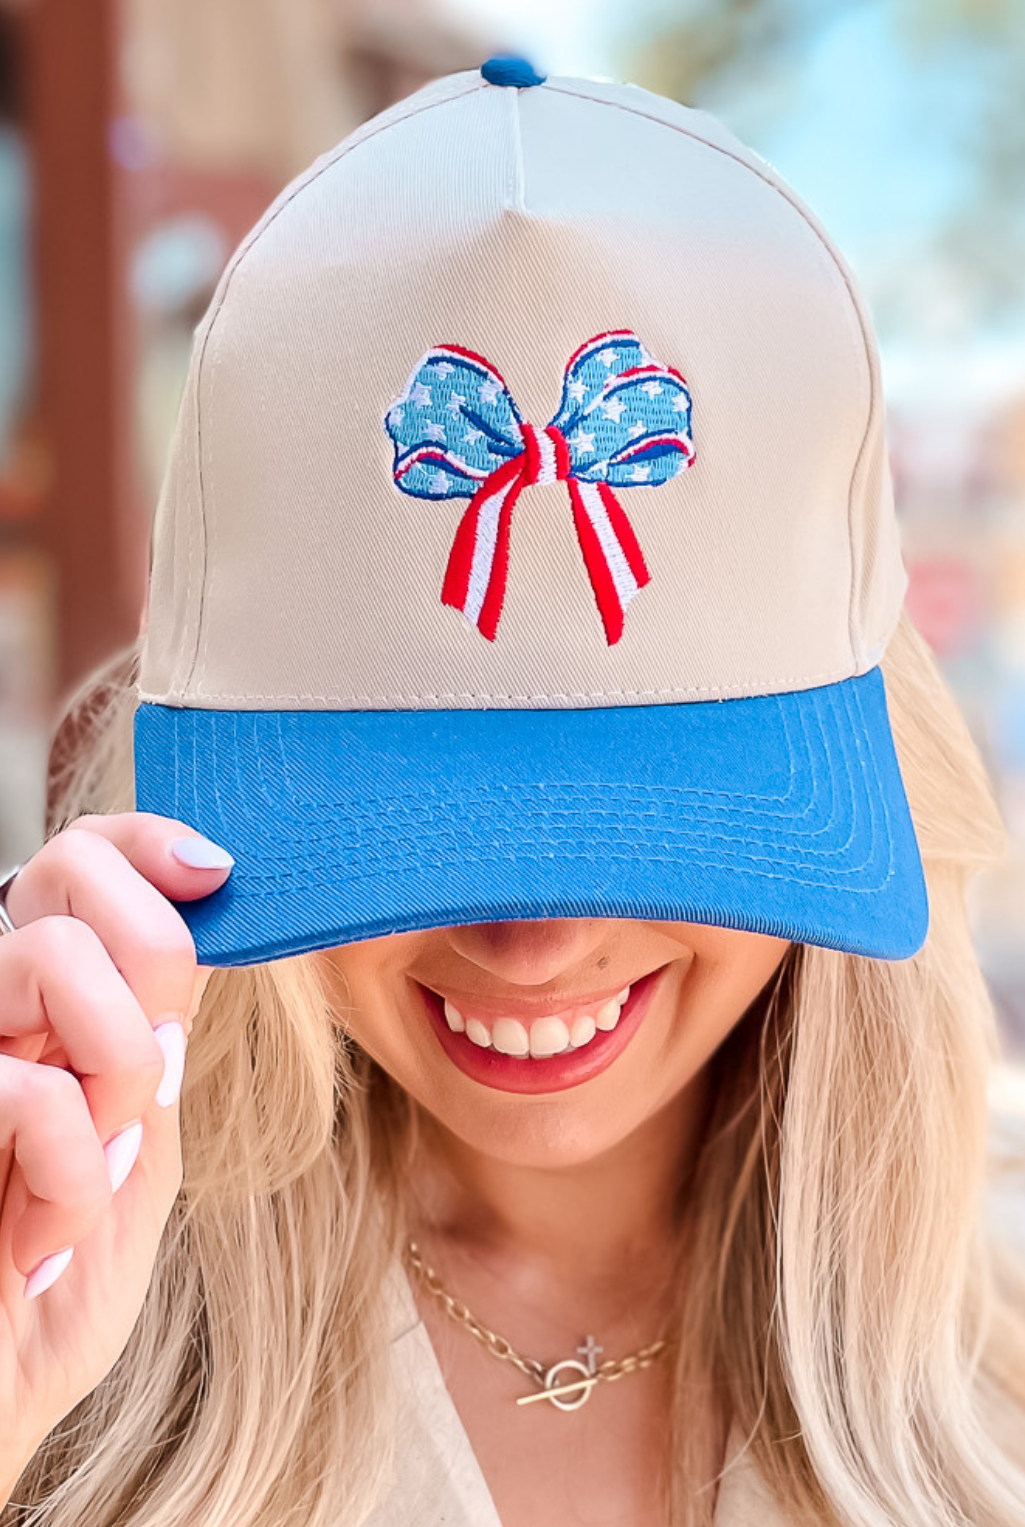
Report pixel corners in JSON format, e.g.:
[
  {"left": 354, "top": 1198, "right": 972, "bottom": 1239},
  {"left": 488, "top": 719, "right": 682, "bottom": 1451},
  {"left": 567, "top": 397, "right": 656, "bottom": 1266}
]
[{"left": 440, "top": 0, "right": 1025, "bottom": 411}]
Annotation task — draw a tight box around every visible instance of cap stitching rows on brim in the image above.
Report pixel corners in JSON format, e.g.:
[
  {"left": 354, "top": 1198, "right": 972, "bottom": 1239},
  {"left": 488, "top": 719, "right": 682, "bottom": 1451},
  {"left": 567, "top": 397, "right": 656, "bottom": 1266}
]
[{"left": 169, "top": 676, "right": 898, "bottom": 891}]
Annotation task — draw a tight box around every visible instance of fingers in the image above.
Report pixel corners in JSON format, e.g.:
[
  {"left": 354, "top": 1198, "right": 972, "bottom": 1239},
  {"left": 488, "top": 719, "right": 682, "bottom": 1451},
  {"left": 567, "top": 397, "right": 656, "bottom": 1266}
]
[
  {"left": 1, "top": 916, "right": 167, "bottom": 1143},
  {"left": 1, "top": 1011, "right": 187, "bottom": 1284},
  {"left": 1, "top": 1053, "right": 129, "bottom": 1278},
  {"left": 0, "top": 812, "right": 233, "bottom": 1290},
  {"left": 3, "top": 816, "right": 234, "bottom": 1020},
  {"left": 69, "top": 812, "right": 235, "bottom": 896},
  {"left": 5, "top": 811, "right": 235, "bottom": 915}
]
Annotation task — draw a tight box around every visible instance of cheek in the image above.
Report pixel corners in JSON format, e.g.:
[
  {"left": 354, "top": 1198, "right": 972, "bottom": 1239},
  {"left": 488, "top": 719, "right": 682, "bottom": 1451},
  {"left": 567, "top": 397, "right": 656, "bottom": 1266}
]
[
  {"left": 667, "top": 949, "right": 773, "bottom": 1047},
  {"left": 340, "top": 994, "right": 437, "bottom": 1094}
]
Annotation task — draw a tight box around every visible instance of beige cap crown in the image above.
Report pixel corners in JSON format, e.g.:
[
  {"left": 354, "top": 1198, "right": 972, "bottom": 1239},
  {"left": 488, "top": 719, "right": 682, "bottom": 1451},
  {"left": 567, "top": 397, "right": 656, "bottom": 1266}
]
[{"left": 138, "top": 67, "right": 907, "bottom": 713}]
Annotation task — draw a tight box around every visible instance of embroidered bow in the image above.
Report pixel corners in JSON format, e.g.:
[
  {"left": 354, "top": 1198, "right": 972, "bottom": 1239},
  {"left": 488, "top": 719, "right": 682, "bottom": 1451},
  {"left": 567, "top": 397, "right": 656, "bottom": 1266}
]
[{"left": 384, "top": 330, "right": 695, "bottom": 645}]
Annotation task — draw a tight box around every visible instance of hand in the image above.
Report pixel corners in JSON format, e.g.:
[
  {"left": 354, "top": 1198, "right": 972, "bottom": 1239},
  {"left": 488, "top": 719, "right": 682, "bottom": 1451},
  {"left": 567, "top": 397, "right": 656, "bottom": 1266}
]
[{"left": 0, "top": 813, "right": 233, "bottom": 1470}]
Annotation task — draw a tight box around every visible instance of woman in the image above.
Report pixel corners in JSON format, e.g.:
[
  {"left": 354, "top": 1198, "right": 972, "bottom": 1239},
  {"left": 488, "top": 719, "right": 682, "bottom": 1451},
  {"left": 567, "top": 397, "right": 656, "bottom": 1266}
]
[{"left": 3, "top": 59, "right": 1025, "bottom": 1527}]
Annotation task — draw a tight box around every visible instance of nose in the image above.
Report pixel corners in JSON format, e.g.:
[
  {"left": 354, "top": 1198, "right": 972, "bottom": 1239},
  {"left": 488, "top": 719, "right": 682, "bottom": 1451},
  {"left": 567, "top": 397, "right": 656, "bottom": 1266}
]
[{"left": 442, "top": 919, "right": 610, "bottom": 988}]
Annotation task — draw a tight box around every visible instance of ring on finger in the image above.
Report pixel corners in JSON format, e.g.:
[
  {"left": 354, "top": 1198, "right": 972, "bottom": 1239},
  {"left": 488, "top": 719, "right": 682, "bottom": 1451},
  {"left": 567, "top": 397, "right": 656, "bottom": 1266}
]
[{"left": 0, "top": 863, "right": 24, "bottom": 935}]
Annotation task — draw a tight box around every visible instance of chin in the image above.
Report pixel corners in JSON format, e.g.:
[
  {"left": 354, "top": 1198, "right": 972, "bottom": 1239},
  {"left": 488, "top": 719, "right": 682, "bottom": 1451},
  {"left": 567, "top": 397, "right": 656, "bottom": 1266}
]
[{"left": 423, "top": 1086, "right": 663, "bottom": 1172}]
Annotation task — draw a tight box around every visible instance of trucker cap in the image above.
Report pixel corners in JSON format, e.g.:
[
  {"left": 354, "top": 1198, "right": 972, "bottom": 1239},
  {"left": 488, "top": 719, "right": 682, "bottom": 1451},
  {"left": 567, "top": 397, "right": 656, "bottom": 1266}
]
[{"left": 132, "top": 56, "right": 929, "bottom": 968}]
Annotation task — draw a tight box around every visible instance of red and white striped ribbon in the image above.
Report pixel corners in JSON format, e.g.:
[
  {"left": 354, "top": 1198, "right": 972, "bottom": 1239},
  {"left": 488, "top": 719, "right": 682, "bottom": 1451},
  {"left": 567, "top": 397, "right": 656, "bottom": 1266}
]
[{"left": 439, "top": 423, "right": 651, "bottom": 645}]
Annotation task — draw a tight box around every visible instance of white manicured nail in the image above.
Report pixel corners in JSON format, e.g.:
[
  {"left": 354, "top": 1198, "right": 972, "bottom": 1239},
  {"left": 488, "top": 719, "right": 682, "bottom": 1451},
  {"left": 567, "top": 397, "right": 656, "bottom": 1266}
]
[
  {"left": 154, "top": 1021, "right": 186, "bottom": 1107},
  {"left": 25, "top": 1246, "right": 74, "bottom": 1300},
  {"left": 170, "top": 835, "right": 234, "bottom": 870},
  {"left": 104, "top": 1119, "right": 143, "bottom": 1193}
]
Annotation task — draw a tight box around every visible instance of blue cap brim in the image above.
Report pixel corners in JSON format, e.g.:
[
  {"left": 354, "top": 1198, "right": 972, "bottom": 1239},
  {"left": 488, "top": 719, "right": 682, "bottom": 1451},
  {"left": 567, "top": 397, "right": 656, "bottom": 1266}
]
[{"left": 133, "top": 664, "right": 929, "bottom": 968}]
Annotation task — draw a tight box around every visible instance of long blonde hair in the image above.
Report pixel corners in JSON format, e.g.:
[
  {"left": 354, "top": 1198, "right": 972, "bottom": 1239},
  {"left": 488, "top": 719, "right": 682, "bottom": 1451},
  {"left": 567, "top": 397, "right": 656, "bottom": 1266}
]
[{"left": 9, "top": 607, "right": 1025, "bottom": 1527}]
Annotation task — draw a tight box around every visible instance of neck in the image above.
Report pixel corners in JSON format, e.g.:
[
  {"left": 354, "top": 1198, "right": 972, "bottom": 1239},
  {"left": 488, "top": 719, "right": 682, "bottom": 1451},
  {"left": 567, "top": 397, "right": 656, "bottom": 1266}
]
[{"left": 404, "top": 1070, "right": 712, "bottom": 1331}]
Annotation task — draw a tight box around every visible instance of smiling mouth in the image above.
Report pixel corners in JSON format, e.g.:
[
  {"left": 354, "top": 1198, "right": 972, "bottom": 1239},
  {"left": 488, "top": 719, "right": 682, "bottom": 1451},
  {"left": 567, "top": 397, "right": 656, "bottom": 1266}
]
[
  {"left": 414, "top": 963, "right": 672, "bottom": 1094},
  {"left": 421, "top": 958, "right": 669, "bottom": 1056}
]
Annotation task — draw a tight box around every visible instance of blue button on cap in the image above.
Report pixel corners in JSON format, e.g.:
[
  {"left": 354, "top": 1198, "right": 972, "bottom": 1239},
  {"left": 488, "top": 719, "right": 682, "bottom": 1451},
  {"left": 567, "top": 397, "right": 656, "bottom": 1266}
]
[{"left": 480, "top": 55, "right": 546, "bottom": 88}]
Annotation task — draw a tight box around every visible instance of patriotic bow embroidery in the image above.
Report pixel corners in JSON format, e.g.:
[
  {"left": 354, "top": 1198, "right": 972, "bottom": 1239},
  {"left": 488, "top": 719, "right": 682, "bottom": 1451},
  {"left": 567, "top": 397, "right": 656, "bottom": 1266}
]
[{"left": 384, "top": 329, "right": 696, "bottom": 645}]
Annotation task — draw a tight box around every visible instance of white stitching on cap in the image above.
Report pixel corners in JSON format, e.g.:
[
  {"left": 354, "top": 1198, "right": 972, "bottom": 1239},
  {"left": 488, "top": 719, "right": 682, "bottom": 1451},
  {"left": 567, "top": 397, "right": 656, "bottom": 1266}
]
[
  {"left": 184, "top": 682, "right": 899, "bottom": 895},
  {"left": 135, "top": 656, "right": 876, "bottom": 706}
]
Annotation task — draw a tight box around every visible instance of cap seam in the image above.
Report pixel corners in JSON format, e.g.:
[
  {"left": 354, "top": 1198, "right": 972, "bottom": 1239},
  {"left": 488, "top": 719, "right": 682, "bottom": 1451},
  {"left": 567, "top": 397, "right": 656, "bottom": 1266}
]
[
  {"left": 135, "top": 655, "right": 878, "bottom": 708},
  {"left": 509, "top": 86, "right": 527, "bottom": 211},
  {"left": 543, "top": 80, "right": 877, "bottom": 675},
  {"left": 183, "top": 75, "right": 488, "bottom": 696}
]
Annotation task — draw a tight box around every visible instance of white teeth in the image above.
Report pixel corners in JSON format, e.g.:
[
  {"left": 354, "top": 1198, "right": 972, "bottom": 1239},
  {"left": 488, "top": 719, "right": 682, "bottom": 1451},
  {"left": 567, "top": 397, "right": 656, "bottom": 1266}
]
[
  {"left": 595, "top": 997, "right": 624, "bottom": 1031},
  {"left": 444, "top": 983, "right": 632, "bottom": 1059},
  {"left": 529, "top": 1016, "right": 572, "bottom": 1058},
  {"left": 465, "top": 1018, "right": 492, "bottom": 1048},
  {"left": 444, "top": 1000, "right": 465, "bottom": 1033},
  {"left": 492, "top": 1018, "right": 530, "bottom": 1056},
  {"left": 569, "top": 1014, "right": 597, "bottom": 1048}
]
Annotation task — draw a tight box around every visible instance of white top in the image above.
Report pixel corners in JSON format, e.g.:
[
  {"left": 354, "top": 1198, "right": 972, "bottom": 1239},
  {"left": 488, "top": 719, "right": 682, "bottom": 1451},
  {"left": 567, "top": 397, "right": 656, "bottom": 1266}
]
[{"left": 365, "top": 1258, "right": 794, "bottom": 1527}]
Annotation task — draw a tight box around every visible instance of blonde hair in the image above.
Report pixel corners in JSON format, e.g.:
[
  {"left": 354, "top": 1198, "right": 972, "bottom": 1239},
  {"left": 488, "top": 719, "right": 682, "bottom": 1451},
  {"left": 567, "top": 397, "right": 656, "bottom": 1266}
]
[{"left": 8, "top": 608, "right": 1025, "bottom": 1527}]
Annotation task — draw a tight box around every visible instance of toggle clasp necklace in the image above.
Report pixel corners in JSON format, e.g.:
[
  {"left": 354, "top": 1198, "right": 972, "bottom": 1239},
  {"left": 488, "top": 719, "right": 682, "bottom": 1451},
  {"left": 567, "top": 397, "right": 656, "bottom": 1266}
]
[
  {"left": 404, "top": 1239, "right": 671, "bottom": 1411},
  {"left": 519, "top": 1334, "right": 604, "bottom": 1411}
]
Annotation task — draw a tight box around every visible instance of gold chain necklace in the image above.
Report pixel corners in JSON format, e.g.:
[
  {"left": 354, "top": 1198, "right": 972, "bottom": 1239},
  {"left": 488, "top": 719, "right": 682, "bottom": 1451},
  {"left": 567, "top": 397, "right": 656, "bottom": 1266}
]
[{"left": 403, "top": 1238, "right": 673, "bottom": 1411}]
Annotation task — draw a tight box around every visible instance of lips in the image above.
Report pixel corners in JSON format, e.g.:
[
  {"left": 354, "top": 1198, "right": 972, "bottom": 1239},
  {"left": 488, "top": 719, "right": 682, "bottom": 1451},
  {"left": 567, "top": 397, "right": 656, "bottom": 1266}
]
[{"left": 415, "top": 963, "right": 670, "bottom": 1096}]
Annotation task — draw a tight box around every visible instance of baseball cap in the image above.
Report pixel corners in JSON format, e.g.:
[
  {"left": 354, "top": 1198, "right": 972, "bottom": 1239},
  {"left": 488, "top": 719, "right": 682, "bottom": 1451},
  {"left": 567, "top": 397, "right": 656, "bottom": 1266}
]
[{"left": 132, "top": 56, "right": 930, "bottom": 969}]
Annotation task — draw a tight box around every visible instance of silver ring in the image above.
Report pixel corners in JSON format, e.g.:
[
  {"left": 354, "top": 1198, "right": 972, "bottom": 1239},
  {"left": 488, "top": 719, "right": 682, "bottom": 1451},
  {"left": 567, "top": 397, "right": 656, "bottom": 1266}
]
[{"left": 0, "top": 863, "right": 24, "bottom": 935}]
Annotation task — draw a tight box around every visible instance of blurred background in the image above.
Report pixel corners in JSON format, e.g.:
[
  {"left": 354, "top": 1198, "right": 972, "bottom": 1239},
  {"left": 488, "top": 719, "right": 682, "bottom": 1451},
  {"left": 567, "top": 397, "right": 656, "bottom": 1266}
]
[{"left": 0, "top": 0, "right": 1023, "bottom": 1136}]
